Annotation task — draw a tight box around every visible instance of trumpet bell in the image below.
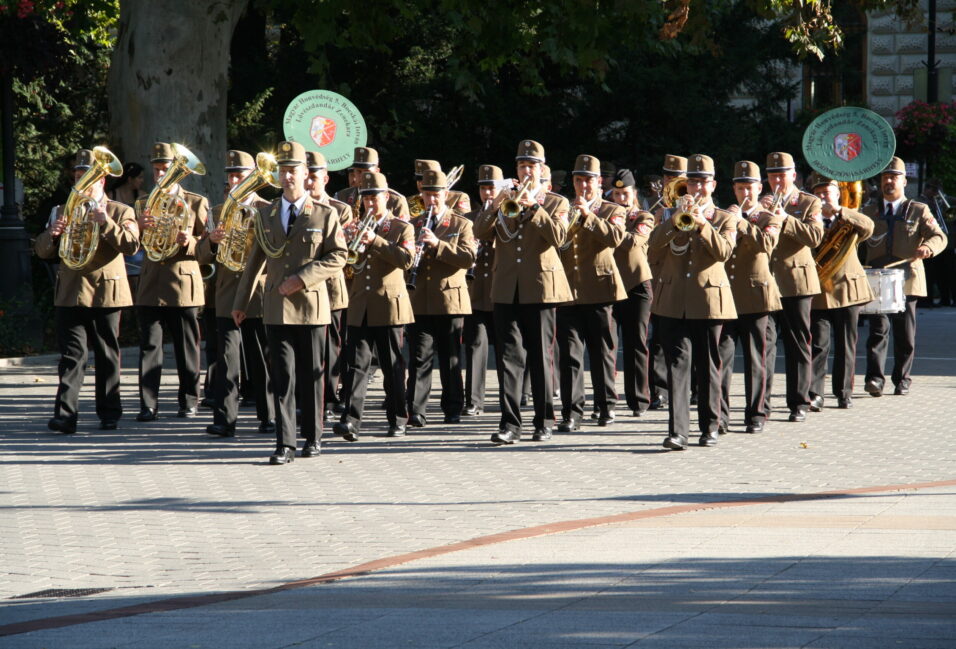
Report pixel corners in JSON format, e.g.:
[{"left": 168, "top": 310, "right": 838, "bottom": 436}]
[{"left": 673, "top": 211, "right": 697, "bottom": 231}]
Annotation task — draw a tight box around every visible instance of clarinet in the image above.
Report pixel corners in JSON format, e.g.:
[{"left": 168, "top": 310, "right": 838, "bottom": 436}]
[{"left": 406, "top": 206, "right": 435, "bottom": 291}]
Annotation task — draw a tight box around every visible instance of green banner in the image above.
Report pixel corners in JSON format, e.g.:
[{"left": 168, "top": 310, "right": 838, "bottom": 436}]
[
  {"left": 283, "top": 90, "right": 367, "bottom": 171},
  {"left": 802, "top": 107, "right": 896, "bottom": 181}
]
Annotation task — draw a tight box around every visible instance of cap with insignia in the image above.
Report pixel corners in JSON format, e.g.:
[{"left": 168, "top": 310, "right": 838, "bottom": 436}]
[
  {"left": 515, "top": 139, "right": 545, "bottom": 163},
  {"left": 765, "top": 152, "right": 795, "bottom": 173},
  {"left": 477, "top": 164, "right": 503, "bottom": 184},
  {"left": 350, "top": 146, "right": 379, "bottom": 170},
  {"left": 540, "top": 164, "right": 552, "bottom": 182},
  {"left": 421, "top": 169, "right": 447, "bottom": 191},
  {"left": 686, "top": 154, "right": 715, "bottom": 179},
  {"left": 600, "top": 160, "right": 617, "bottom": 176},
  {"left": 807, "top": 172, "right": 838, "bottom": 190},
  {"left": 358, "top": 171, "right": 388, "bottom": 195},
  {"left": 150, "top": 142, "right": 175, "bottom": 163},
  {"left": 306, "top": 151, "right": 327, "bottom": 171},
  {"left": 572, "top": 154, "right": 601, "bottom": 177},
  {"left": 882, "top": 156, "right": 906, "bottom": 176},
  {"left": 732, "top": 161, "right": 761, "bottom": 183},
  {"left": 275, "top": 141, "right": 306, "bottom": 166},
  {"left": 662, "top": 154, "right": 687, "bottom": 176},
  {"left": 73, "top": 149, "right": 95, "bottom": 170},
  {"left": 414, "top": 159, "right": 440, "bottom": 179},
  {"left": 224, "top": 150, "right": 254, "bottom": 172},
  {"left": 612, "top": 168, "right": 636, "bottom": 188}
]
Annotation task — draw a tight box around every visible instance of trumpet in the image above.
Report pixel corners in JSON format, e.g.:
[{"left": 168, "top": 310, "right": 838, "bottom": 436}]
[
  {"left": 498, "top": 177, "right": 536, "bottom": 221},
  {"left": 59, "top": 146, "right": 123, "bottom": 270},
  {"left": 561, "top": 195, "right": 597, "bottom": 250},
  {"left": 345, "top": 208, "right": 388, "bottom": 267},
  {"left": 141, "top": 143, "right": 206, "bottom": 262},
  {"left": 671, "top": 192, "right": 706, "bottom": 231}
]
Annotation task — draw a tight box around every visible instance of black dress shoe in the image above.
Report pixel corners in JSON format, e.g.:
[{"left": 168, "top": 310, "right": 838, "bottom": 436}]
[
  {"left": 650, "top": 395, "right": 668, "bottom": 410},
  {"left": 444, "top": 414, "right": 461, "bottom": 424},
  {"left": 206, "top": 424, "right": 235, "bottom": 437},
  {"left": 387, "top": 424, "right": 406, "bottom": 437},
  {"left": 631, "top": 409, "right": 645, "bottom": 418},
  {"left": 200, "top": 397, "right": 215, "bottom": 409},
  {"left": 699, "top": 431, "right": 719, "bottom": 447},
  {"left": 663, "top": 434, "right": 687, "bottom": 450},
  {"left": 47, "top": 416, "right": 77, "bottom": 434},
  {"left": 717, "top": 422, "right": 728, "bottom": 435},
  {"left": 788, "top": 408, "right": 807, "bottom": 423},
  {"left": 597, "top": 411, "right": 616, "bottom": 427},
  {"left": 269, "top": 447, "right": 295, "bottom": 465},
  {"left": 838, "top": 397, "right": 853, "bottom": 409},
  {"left": 301, "top": 441, "right": 321, "bottom": 457},
  {"left": 98, "top": 420, "right": 118, "bottom": 431},
  {"left": 136, "top": 408, "right": 158, "bottom": 422},
  {"left": 239, "top": 397, "right": 257, "bottom": 408},
  {"left": 462, "top": 405, "right": 482, "bottom": 416},
  {"left": 809, "top": 395, "right": 824, "bottom": 412},
  {"left": 177, "top": 406, "right": 199, "bottom": 418},
  {"left": 531, "top": 427, "right": 553, "bottom": 441},
  {"left": 556, "top": 418, "right": 580, "bottom": 433},
  {"left": 745, "top": 421, "right": 765, "bottom": 434},
  {"left": 333, "top": 421, "right": 359, "bottom": 442},
  {"left": 491, "top": 429, "right": 520, "bottom": 445},
  {"left": 590, "top": 407, "right": 600, "bottom": 421},
  {"left": 409, "top": 413, "right": 427, "bottom": 428},
  {"left": 258, "top": 420, "right": 276, "bottom": 435},
  {"left": 332, "top": 402, "right": 346, "bottom": 414},
  {"left": 865, "top": 378, "right": 883, "bottom": 397},
  {"left": 894, "top": 384, "right": 910, "bottom": 396}
]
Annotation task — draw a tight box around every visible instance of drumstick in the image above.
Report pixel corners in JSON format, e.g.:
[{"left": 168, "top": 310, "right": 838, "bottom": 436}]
[{"left": 883, "top": 257, "right": 914, "bottom": 269}]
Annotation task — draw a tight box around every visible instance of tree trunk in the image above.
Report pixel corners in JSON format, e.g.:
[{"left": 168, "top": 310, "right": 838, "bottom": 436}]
[{"left": 108, "top": 0, "right": 249, "bottom": 201}]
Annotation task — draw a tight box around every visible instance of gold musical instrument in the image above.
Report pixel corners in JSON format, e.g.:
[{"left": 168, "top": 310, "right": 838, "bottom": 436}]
[
  {"left": 59, "top": 146, "right": 123, "bottom": 269},
  {"left": 216, "top": 152, "right": 280, "bottom": 271},
  {"left": 815, "top": 219, "right": 859, "bottom": 292},
  {"left": 141, "top": 143, "right": 207, "bottom": 262},
  {"left": 408, "top": 194, "right": 425, "bottom": 219},
  {"left": 838, "top": 181, "right": 864, "bottom": 210},
  {"left": 499, "top": 177, "right": 536, "bottom": 221},
  {"left": 446, "top": 164, "right": 464, "bottom": 190},
  {"left": 936, "top": 191, "right": 956, "bottom": 223},
  {"left": 671, "top": 192, "right": 705, "bottom": 231},
  {"left": 662, "top": 178, "right": 689, "bottom": 209},
  {"left": 561, "top": 196, "right": 596, "bottom": 250}
]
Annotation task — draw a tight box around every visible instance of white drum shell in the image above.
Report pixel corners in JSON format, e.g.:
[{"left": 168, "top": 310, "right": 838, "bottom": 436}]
[{"left": 861, "top": 268, "right": 905, "bottom": 314}]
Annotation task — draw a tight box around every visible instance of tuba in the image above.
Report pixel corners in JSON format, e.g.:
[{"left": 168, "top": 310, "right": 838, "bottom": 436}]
[
  {"left": 141, "top": 143, "right": 207, "bottom": 262},
  {"left": 216, "top": 152, "right": 280, "bottom": 272},
  {"left": 815, "top": 219, "right": 859, "bottom": 292},
  {"left": 59, "top": 146, "right": 123, "bottom": 269}
]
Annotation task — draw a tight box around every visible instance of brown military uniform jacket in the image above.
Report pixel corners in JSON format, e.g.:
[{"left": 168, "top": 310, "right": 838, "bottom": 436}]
[
  {"left": 335, "top": 186, "right": 410, "bottom": 221},
  {"left": 197, "top": 195, "right": 271, "bottom": 317},
  {"left": 233, "top": 197, "right": 347, "bottom": 326},
  {"left": 614, "top": 208, "right": 655, "bottom": 291},
  {"left": 862, "top": 200, "right": 948, "bottom": 298},
  {"left": 346, "top": 213, "right": 416, "bottom": 326},
  {"left": 409, "top": 211, "right": 476, "bottom": 316},
  {"left": 35, "top": 199, "right": 140, "bottom": 308},
  {"left": 559, "top": 199, "right": 627, "bottom": 304},
  {"left": 648, "top": 203, "right": 737, "bottom": 320},
  {"left": 466, "top": 207, "right": 496, "bottom": 312},
  {"left": 811, "top": 208, "right": 875, "bottom": 310},
  {"left": 726, "top": 210, "right": 783, "bottom": 315},
  {"left": 473, "top": 189, "right": 572, "bottom": 305},
  {"left": 313, "top": 194, "right": 352, "bottom": 311},
  {"left": 134, "top": 188, "right": 209, "bottom": 307},
  {"left": 769, "top": 190, "right": 824, "bottom": 298}
]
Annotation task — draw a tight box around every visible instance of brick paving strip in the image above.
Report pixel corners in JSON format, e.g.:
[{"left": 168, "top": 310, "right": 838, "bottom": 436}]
[{"left": 2, "top": 477, "right": 953, "bottom": 638}]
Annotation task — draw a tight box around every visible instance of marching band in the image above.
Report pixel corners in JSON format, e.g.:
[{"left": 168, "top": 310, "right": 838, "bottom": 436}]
[{"left": 36, "top": 138, "right": 949, "bottom": 462}]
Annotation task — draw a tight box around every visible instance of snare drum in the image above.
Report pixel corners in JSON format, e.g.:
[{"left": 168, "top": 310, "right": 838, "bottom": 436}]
[{"left": 861, "top": 268, "right": 905, "bottom": 314}]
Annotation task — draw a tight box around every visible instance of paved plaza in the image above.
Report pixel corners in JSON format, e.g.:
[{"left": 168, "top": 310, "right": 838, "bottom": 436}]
[{"left": 1, "top": 309, "right": 954, "bottom": 647}]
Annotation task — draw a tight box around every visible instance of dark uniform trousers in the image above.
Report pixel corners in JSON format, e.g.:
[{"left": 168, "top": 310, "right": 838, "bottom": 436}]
[
  {"left": 613, "top": 280, "right": 653, "bottom": 414},
  {"left": 137, "top": 306, "right": 201, "bottom": 412},
  {"left": 240, "top": 318, "right": 272, "bottom": 420},
  {"left": 648, "top": 316, "right": 669, "bottom": 401},
  {"left": 558, "top": 303, "right": 618, "bottom": 421},
  {"left": 777, "top": 295, "right": 813, "bottom": 410},
  {"left": 212, "top": 316, "right": 274, "bottom": 428},
  {"left": 811, "top": 305, "right": 862, "bottom": 401},
  {"left": 464, "top": 309, "right": 494, "bottom": 410},
  {"left": 718, "top": 313, "right": 772, "bottom": 428},
  {"left": 493, "top": 301, "right": 556, "bottom": 432},
  {"left": 341, "top": 319, "right": 408, "bottom": 430},
  {"left": 267, "top": 324, "right": 325, "bottom": 450},
  {"left": 660, "top": 316, "right": 723, "bottom": 437},
  {"left": 865, "top": 297, "right": 918, "bottom": 391},
  {"left": 202, "top": 306, "right": 218, "bottom": 402},
  {"left": 324, "top": 308, "right": 345, "bottom": 406},
  {"left": 406, "top": 314, "right": 465, "bottom": 419},
  {"left": 54, "top": 307, "right": 123, "bottom": 424}
]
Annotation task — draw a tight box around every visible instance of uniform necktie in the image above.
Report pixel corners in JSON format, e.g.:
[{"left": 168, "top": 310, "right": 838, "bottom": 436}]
[
  {"left": 884, "top": 202, "right": 896, "bottom": 251},
  {"left": 287, "top": 204, "right": 297, "bottom": 234}
]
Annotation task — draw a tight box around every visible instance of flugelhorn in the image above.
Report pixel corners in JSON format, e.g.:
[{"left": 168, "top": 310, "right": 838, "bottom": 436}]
[
  {"left": 216, "top": 152, "right": 280, "bottom": 271},
  {"left": 671, "top": 192, "right": 705, "bottom": 231},
  {"left": 59, "top": 146, "right": 123, "bottom": 269},
  {"left": 141, "top": 143, "right": 206, "bottom": 262}
]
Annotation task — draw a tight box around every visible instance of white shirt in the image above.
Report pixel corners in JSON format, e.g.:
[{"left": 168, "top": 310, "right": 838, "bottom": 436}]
[
  {"left": 883, "top": 197, "right": 904, "bottom": 218},
  {"left": 280, "top": 195, "right": 308, "bottom": 232}
]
